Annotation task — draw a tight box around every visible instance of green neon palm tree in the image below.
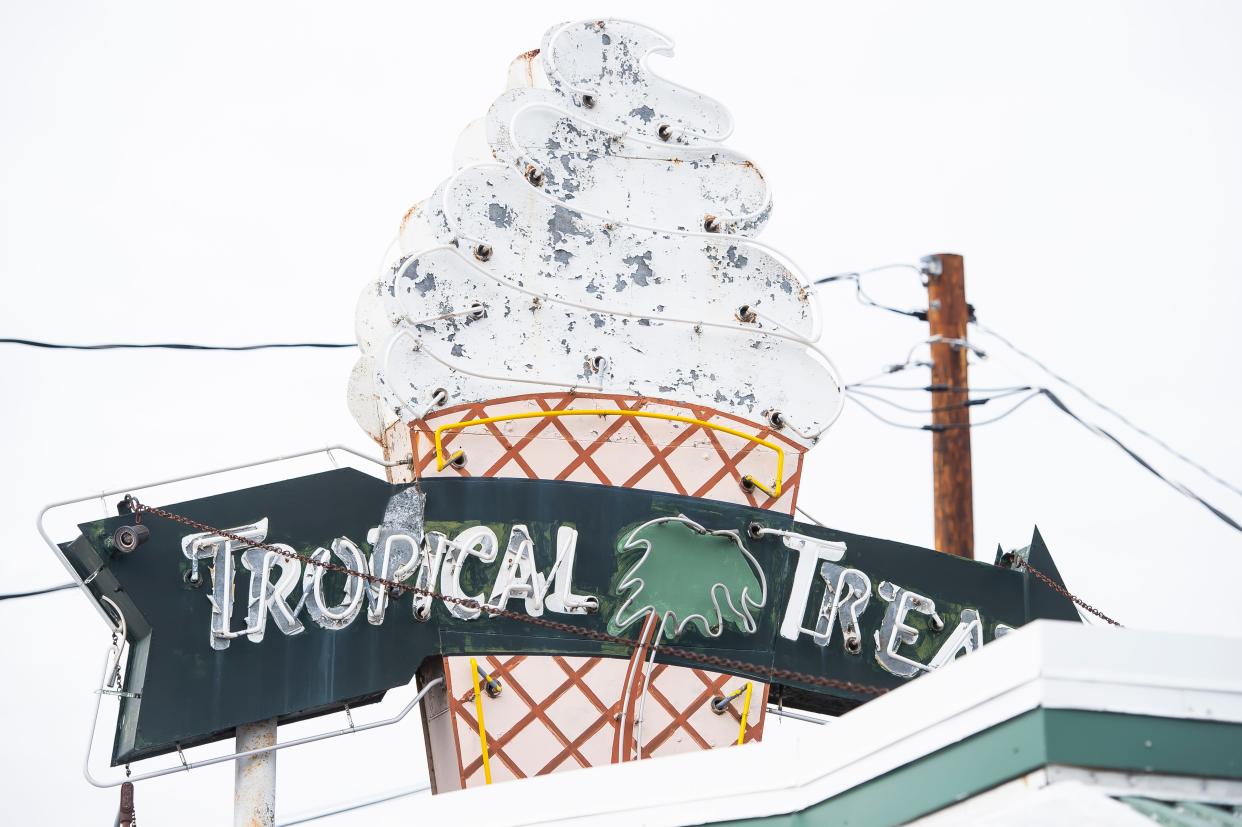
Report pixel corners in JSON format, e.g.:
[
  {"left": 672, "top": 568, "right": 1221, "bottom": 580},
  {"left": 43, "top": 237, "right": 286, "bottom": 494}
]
[{"left": 610, "top": 515, "right": 767, "bottom": 641}]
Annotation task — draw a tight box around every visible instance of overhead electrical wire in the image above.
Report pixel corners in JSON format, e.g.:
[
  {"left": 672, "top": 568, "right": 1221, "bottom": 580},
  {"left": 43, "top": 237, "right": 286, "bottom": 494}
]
[
  {"left": 843, "top": 394, "right": 933, "bottom": 431},
  {"left": 7, "top": 261, "right": 1236, "bottom": 540},
  {"left": 0, "top": 582, "right": 76, "bottom": 601},
  {"left": 971, "top": 320, "right": 1242, "bottom": 499},
  {"left": 848, "top": 382, "right": 1030, "bottom": 394},
  {"left": 846, "top": 384, "right": 1242, "bottom": 535},
  {"left": 0, "top": 338, "right": 355, "bottom": 351},
  {"left": 932, "top": 391, "right": 1044, "bottom": 430},
  {"left": 1037, "top": 388, "right": 1242, "bottom": 534},
  {"left": 814, "top": 264, "right": 929, "bottom": 321},
  {"left": 844, "top": 389, "right": 1043, "bottom": 432},
  {"left": 828, "top": 263, "right": 1242, "bottom": 520},
  {"left": 846, "top": 385, "right": 1033, "bottom": 415}
]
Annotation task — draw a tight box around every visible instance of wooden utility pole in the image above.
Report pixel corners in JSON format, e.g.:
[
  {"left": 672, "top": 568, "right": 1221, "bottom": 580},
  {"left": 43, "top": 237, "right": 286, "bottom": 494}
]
[{"left": 923, "top": 253, "right": 974, "bottom": 558}]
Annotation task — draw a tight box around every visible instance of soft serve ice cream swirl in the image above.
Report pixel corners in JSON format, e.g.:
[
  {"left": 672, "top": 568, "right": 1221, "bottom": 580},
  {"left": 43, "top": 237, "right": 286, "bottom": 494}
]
[{"left": 348, "top": 19, "right": 842, "bottom": 445}]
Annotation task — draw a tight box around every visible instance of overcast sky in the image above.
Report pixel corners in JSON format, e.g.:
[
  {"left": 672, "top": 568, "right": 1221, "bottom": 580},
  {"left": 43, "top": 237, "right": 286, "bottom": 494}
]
[{"left": 3, "top": 2, "right": 1240, "bottom": 823}]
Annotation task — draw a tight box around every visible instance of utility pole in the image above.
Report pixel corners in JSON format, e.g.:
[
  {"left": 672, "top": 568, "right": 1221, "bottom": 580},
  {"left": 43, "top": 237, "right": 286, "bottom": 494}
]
[
  {"left": 234, "top": 719, "right": 277, "bottom": 827},
  {"left": 922, "top": 253, "right": 974, "bottom": 558}
]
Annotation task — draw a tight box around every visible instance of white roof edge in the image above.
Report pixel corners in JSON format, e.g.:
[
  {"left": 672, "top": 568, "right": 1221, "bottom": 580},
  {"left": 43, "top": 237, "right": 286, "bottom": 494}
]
[{"left": 403, "top": 621, "right": 1242, "bottom": 826}]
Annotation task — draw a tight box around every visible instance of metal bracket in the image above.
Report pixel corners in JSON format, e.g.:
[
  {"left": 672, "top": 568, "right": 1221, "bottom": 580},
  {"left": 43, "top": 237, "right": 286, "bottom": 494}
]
[
  {"left": 81, "top": 634, "right": 444, "bottom": 788},
  {"left": 38, "top": 445, "right": 407, "bottom": 630},
  {"left": 95, "top": 688, "right": 142, "bottom": 700}
]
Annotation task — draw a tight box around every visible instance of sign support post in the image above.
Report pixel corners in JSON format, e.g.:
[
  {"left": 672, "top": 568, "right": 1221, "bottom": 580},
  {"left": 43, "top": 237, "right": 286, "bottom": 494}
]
[
  {"left": 924, "top": 253, "right": 975, "bottom": 558},
  {"left": 234, "top": 719, "right": 277, "bottom": 827}
]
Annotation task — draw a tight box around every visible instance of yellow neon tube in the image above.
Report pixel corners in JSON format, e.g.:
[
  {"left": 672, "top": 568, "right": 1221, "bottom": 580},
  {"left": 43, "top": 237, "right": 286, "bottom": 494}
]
[
  {"left": 434, "top": 409, "right": 785, "bottom": 498},
  {"left": 737, "top": 681, "right": 754, "bottom": 745},
  {"left": 470, "top": 657, "right": 493, "bottom": 784}
]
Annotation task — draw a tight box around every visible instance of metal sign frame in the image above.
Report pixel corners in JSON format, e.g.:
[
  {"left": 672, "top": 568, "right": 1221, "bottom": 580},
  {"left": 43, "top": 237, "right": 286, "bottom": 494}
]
[{"left": 48, "top": 464, "right": 1078, "bottom": 766}]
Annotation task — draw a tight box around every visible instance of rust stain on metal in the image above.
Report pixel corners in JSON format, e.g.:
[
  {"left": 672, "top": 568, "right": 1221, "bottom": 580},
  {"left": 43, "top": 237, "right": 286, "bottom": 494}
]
[
  {"left": 514, "top": 48, "right": 541, "bottom": 87},
  {"left": 400, "top": 202, "right": 422, "bottom": 236}
]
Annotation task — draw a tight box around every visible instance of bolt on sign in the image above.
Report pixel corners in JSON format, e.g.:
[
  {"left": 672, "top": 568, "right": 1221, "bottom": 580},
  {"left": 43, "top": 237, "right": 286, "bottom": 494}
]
[{"left": 54, "top": 469, "right": 1077, "bottom": 765}]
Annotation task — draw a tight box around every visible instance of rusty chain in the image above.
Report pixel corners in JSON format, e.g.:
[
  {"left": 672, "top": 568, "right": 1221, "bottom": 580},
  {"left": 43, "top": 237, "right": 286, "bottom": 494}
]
[
  {"left": 129, "top": 500, "right": 889, "bottom": 698},
  {"left": 1018, "top": 559, "right": 1122, "bottom": 627}
]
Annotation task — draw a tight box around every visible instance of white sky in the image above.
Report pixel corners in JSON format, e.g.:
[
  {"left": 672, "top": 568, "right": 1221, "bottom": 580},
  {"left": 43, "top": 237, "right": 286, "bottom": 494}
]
[{"left": 2, "top": 2, "right": 1240, "bottom": 823}]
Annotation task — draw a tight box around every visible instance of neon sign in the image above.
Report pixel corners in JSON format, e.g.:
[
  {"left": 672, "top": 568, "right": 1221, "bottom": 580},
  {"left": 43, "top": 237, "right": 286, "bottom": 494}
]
[{"left": 55, "top": 469, "right": 1077, "bottom": 764}]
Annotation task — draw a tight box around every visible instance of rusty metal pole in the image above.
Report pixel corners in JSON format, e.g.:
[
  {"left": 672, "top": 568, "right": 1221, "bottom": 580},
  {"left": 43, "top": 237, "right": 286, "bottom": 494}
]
[
  {"left": 234, "top": 719, "right": 277, "bottom": 827},
  {"left": 116, "top": 782, "right": 135, "bottom": 827},
  {"left": 923, "top": 253, "right": 974, "bottom": 558}
]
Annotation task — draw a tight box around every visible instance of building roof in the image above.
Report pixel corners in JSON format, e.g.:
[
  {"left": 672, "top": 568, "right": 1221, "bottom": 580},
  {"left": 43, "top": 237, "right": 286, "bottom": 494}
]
[{"left": 396, "top": 620, "right": 1242, "bottom": 825}]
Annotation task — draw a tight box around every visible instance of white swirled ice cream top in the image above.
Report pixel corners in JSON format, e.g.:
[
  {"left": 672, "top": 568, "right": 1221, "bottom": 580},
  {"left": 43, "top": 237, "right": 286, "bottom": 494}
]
[{"left": 348, "top": 19, "right": 844, "bottom": 446}]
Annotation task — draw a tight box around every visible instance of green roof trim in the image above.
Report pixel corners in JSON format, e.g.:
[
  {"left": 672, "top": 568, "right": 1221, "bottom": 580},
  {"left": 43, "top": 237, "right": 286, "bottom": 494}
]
[
  {"left": 722, "top": 710, "right": 1242, "bottom": 827},
  {"left": 1120, "top": 797, "right": 1242, "bottom": 827}
]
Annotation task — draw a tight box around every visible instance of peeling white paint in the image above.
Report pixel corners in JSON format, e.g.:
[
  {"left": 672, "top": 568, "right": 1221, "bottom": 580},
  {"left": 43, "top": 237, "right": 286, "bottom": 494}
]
[
  {"left": 486, "top": 89, "right": 771, "bottom": 234},
  {"left": 541, "top": 20, "right": 734, "bottom": 142},
  {"left": 350, "top": 18, "right": 843, "bottom": 444}
]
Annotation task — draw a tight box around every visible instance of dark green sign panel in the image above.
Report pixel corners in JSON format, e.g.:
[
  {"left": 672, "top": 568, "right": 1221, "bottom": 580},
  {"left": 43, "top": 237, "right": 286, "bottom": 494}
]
[{"left": 57, "top": 469, "right": 1077, "bottom": 764}]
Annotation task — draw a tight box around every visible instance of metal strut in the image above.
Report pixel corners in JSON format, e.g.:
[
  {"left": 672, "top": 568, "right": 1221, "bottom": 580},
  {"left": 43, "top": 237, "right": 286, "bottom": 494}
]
[{"left": 82, "top": 654, "right": 444, "bottom": 788}]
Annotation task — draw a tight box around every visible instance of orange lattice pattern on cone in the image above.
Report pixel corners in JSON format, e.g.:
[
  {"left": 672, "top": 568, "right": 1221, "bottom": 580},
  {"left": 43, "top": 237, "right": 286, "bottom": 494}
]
[
  {"left": 442, "top": 655, "right": 767, "bottom": 788},
  {"left": 405, "top": 393, "right": 793, "bottom": 790},
  {"left": 409, "top": 391, "right": 804, "bottom": 514}
]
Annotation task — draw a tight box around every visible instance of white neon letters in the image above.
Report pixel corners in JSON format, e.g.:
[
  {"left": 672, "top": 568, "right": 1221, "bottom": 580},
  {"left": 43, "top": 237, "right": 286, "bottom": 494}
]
[
  {"left": 181, "top": 518, "right": 270, "bottom": 651},
  {"left": 410, "top": 532, "right": 448, "bottom": 621},
  {"left": 240, "top": 546, "right": 304, "bottom": 643},
  {"left": 874, "top": 581, "right": 942, "bottom": 678},
  {"left": 543, "top": 527, "right": 598, "bottom": 615},
  {"left": 927, "top": 608, "right": 983, "bottom": 669},
  {"left": 441, "top": 526, "right": 500, "bottom": 620},
  {"left": 778, "top": 533, "right": 848, "bottom": 642},
  {"left": 489, "top": 525, "right": 549, "bottom": 616},
  {"left": 363, "top": 529, "right": 420, "bottom": 625},
  {"left": 185, "top": 516, "right": 1004, "bottom": 683},
  {"left": 813, "top": 561, "right": 872, "bottom": 652},
  {"left": 304, "top": 538, "right": 368, "bottom": 630}
]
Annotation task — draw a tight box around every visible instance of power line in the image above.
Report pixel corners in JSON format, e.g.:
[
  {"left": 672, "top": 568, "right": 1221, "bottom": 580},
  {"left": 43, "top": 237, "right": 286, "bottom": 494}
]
[
  {"left": 846, "top": 382, "right": 1031, "bottom": 394},
  {"left": 934, "top": 391, "right": 1043, "bottom": 429},
  {"left": 0, "top": 582, "right": 76, "bottom": 601},
  {"left": 846, "top": 386, "right": 1032, "bottom": 414},
  {"left": 814, "top": 264, "right": 929, "bottom": 321},
  {"left": 277, "top": 783, "right": 430, "bottom": 826},
  {"left": 972, "top": 320, "right": 1242, "bottom": 498},
  {"left": 1038, "top": 388, "right": 1242, "bottom": 534},
  {"left": 832, "top": 266, "right": 1242, "bottom": 502},
  {"left": 0, "top": 338, "right": 355, "bottom": 352},
  {"left": 823, "top": 262, "right": 1240, "bottom": 509},
  {"left": 844, "top": 389, "right": 1042, "bottom": 432},
  {"left": 848, "top": 383, "right": 1242, "bottom": 534},
  {"left": 845, "top": 394, "right": 932, "bottom": 430}
]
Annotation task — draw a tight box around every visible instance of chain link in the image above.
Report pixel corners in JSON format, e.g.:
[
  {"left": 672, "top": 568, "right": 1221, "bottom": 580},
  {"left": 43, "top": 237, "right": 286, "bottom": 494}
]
[
  {"left": 1021, "top": 559, "right": 1122, "bottom": 627},
  {"left": 131, "top": 500, "right": 888, "bottom": 697}
]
